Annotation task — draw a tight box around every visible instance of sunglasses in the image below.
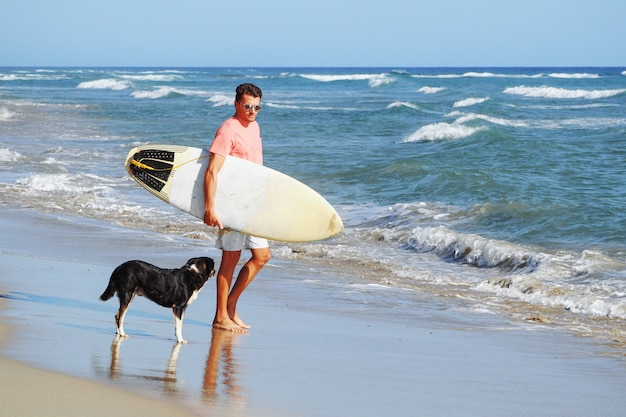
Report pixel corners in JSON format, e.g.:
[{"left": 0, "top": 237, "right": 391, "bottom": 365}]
[{"left": 239, "top": 102, "right": 261, "bottom": 112}]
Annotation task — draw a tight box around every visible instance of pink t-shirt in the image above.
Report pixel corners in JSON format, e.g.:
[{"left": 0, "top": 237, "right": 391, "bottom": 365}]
[{"left": 209, "top": 117, "right": 263, "bottom": 164}]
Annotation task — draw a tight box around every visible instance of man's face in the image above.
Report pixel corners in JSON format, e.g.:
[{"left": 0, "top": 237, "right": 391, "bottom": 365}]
[{"left": 235, "top": 94, "right": 261, "bottom": 125}]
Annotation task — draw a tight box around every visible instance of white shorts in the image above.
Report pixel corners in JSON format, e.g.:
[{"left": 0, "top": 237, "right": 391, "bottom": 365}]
[{"left": 215, "top": 230, "right": 269, "bottom": 251}]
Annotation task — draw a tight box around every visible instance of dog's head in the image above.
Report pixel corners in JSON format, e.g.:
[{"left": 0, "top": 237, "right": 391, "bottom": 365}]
[{"left": 185, "top": 257, "right": 216, "bottom": 285}]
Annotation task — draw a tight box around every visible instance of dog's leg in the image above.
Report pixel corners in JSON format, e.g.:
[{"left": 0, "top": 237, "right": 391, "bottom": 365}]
[
  {"left": 115, "top": 293, "right": 135, "bottom": 338},
  {"left": 115, "top": 307, "right": 128, "bottom": 338},
  {"left": 173, "top": 306, "right": 186, "bottom": 344}
]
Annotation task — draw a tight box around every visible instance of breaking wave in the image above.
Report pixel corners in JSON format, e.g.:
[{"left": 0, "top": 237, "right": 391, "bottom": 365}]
[
  {"left": 77, "top": 79, "right": 132, "bottom": 90},
  {"left": 504, "top": 85, "right": 626, "bottom": 99}
]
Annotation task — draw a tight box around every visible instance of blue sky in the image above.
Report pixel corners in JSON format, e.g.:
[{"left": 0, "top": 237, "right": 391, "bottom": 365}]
[{"left": 2, "top": 0, "right": 624, "bottom": 67}]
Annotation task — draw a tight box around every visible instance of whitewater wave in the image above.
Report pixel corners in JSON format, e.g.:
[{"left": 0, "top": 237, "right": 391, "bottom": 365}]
[
  {"left": 448, "top": 111, "right": 622, "bottom": 131},
  {"left": 387, "top": 101, "right": 420, "bottom": 111},
  {"left": 403, "top": 108, "right": 534, "bottom": 142},
  {"left": 402, "top": 122, "right": 486, "bottom": 142},
  {"left": 15, "top": 173, "right": 113, "bottom": 194},
  {"left": 548, "top": 72, "right": 599, "bottom": 79},
  {"left": 131, "top": 87, "right": 210, "bottom": 99},
  {"left": 0, "top": 107, "right": 15, "bottom": 121},
  {"left": 453, "top": 97, "right": 489, "bottom": 108},
  {"left": 118, "top": 74, "right": 183, "bottom": 82},
  {"left": 328, "top": 204, "right": 626, "bottom": 321},
  {"left": 290, "top": 201, "right": 626, "bottom": 324},
  {"left": 206, "top": 94, "right": 232, "bottom": 106},
  {"left": 447, "top": 111, "right": 529, "bottom": 128},
  {"left": 521, "top": 103, "right": 616, "bottom": 110},
  {"left": 403, "top": 110, "right": 497, "bottom": 142},
  {"left": 265, "top": 102, "right": 335, "bottom": 111},
  {"left": 504, "top": 85, "right": 626, "bottom": 99},
  {"left": 476, "top": 249, "right": 626, "bottom": 319},
  {"left": 77, "top": 79, "right": 132, "bottom": 91},
  {"left": 0, "top": 74, "right": 22, "bottom": 81},
  {"left": 265, "top": 102, "right": 300, "bottom": 110},
  {"left": 368, "top": 74, "right": 395, "bottom": 87},
  {"left": 0, "top": 72, "right": 68, "bottom": 81},
  {"left": 418, "top": 86, "right": 446, "bottom": 94},
  {"left": 0, "top": 172, "right": 184, "bottom": 231},
  {"left": 405, "top": 225, "right": 540, "bottom": 272},
  {"left": 0, "top": 148, "right": 23, "bottom": 162},
  {"left": 299, "top": 73, "right": 394, "bottom": 87},
  {"left": 411, "top": 72, "right": 543, "bottom": 79}
]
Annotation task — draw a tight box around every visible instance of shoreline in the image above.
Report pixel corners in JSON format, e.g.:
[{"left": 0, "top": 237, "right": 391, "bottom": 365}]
[
  {"left": 1, "top": 206, "right": 626, "bottom": 416},
  {"left": 0, "top": 295, "right": 199, "bottom": 417}
]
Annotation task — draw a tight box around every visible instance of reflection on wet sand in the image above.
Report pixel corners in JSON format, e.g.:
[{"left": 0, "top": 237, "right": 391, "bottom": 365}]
[
  {"left": 108, "top": 336, "right": 126, "bottom": 380},
  {"left": 203, "top": 329, "right": 245, "bottom": 405},
  {"left": 103, "top": 330, "right": 247, "bottom": 413},
  {"left": 108, "top": 336, "right": 183, "bottom": 396}
]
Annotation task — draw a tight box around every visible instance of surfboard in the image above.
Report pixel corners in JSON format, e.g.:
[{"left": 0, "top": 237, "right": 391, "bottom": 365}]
[{"left": 125, "top": 144, "right": 343, "bottom": 242}]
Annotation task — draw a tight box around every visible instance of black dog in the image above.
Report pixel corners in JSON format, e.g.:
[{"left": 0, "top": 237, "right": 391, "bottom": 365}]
[{"left": 100, "top": 257, "right": 215, "bottom": 343}]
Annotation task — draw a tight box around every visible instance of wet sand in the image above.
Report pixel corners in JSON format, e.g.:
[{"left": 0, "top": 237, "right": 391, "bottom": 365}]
[
  {"left": 0, "top": 292, "right": 199, "bottom": 417},
  {"left": 1, "top": 206, "right": 626, "bottom": 417}
]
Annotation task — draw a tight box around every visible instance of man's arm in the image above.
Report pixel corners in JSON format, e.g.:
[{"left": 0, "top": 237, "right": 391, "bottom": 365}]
[{"left": 204, "top": 152, "right": 226, "bottom": 229}]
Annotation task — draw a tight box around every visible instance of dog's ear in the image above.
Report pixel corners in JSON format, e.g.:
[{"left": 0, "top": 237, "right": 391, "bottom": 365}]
[
  {"left": 185, "top": 257, "right": 214, "bottom": 277},
  {"left": 185, "top": 258, "right": 201, "bottom": 274},
  {"left": 204, "top": 257, "right": 215, "bottom": 271},
  {"left": 205, "top": 258, "right": 216, "bottom": 277}
]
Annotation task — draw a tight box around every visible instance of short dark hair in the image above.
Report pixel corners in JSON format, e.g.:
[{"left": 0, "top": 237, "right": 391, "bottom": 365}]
[{"left": 235, "top": 83, "right": 262, "bottom": 102}]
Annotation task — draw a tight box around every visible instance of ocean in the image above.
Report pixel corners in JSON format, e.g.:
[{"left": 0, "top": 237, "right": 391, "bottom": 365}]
[{"left": 1, "top": 66, "right": 625, "bottom": 346}]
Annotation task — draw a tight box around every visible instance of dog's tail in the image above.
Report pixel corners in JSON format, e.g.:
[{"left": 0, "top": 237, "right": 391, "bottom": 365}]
[{"left": 99, "top": 280, "right": 116, "bottom": 301}]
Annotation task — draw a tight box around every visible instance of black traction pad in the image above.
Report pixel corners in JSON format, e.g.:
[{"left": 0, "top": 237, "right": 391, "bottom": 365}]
[{"left": 129, "top": 149, "right": 175, "bottom": 192}]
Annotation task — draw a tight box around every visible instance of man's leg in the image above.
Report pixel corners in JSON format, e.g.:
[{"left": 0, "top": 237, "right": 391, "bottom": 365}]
[
  {"left": 227, "top": 247, "right": 271, "bottom": 329},
  {"left": 213, "top": 250, "right": 244, "bottom": 332}
]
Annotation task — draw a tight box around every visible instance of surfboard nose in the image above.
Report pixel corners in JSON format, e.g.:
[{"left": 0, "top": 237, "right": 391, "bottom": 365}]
[{"left": 328, "top": 212, "right": 344, "bottom": 237}]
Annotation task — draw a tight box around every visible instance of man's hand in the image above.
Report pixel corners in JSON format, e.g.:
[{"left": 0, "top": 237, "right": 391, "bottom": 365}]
[{"left": 204, "top": 208, "right": 223, "bottom": 229}]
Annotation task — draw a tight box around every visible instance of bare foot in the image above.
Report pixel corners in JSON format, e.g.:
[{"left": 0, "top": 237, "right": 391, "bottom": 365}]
[
  {"left": 213, "top": 319, "right": 247, "bottom": 333},
  {"left": 232, "top": 312, "right": 250, "bottom": 329}
]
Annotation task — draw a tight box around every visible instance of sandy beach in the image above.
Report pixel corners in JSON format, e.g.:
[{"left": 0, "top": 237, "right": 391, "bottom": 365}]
[
  {"left": 0, "top": 318, "right": 198, "bottom": 417},
  {"left": 1, "top": 205, "right": 626, "bottom": 417}
]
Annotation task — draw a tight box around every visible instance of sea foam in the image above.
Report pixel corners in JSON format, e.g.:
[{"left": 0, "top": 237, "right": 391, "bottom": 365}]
[
  {"left": 206, "top": 94, "right": 232, "bottom": 107},
  {"left": 418, "top": 86, "right": 446, "bottom": 94},
  {"left": 0, "top": 148, "right": 22, "bottom": 162},
  {"left": 131, "top": 87, "right": 209, "bottom": 99},
  {"left": 387, "top": 101, "right": 420, "bottom": 110},
  {"left": 448, "top": 111, "right": 529, "bottom": 128},
  {"left": 0, "top": 107, "right": 15, "bottom": 121},
  {"left": 118, "top": 74, "right": 183, "bottom": 82},
  {"left": 0, "top": 72, "right": 68, "bottom": 81},
  {"left": 504, "top": 85, "right": 626, "bottom": 99},
  {"left": 476, "top": 250, "right": 626, "bottom": 319},
  {"left": 411, "top": 72, "right": 543, "bottom": 79},
  {"left": 77, "top": 79, "right": 132, "bottom": 90},
  {"left": 299, "top": 73, "right": 394, "bottom": 87},
  {"left": 548, "top": 72, "right": 599, "bottom": 79},
  {"left": 16, "top": 173, "right": 109, "bottom": 194},
  {"left": 453, "top": 97, "right": 489, "bottom": 107},
  {"left": 403, "top": 122, "right": 486, "bottom": 142}
]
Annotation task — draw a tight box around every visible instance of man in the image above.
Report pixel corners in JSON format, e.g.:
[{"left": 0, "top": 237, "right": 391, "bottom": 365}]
[{"left": 203, "top": 83, "right": 271, "bottom": 333}]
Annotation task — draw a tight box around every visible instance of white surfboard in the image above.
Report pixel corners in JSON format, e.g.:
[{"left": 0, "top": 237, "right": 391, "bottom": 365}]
[{"left": 125, "top": 144, "right": 343, "bottom": 242}]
